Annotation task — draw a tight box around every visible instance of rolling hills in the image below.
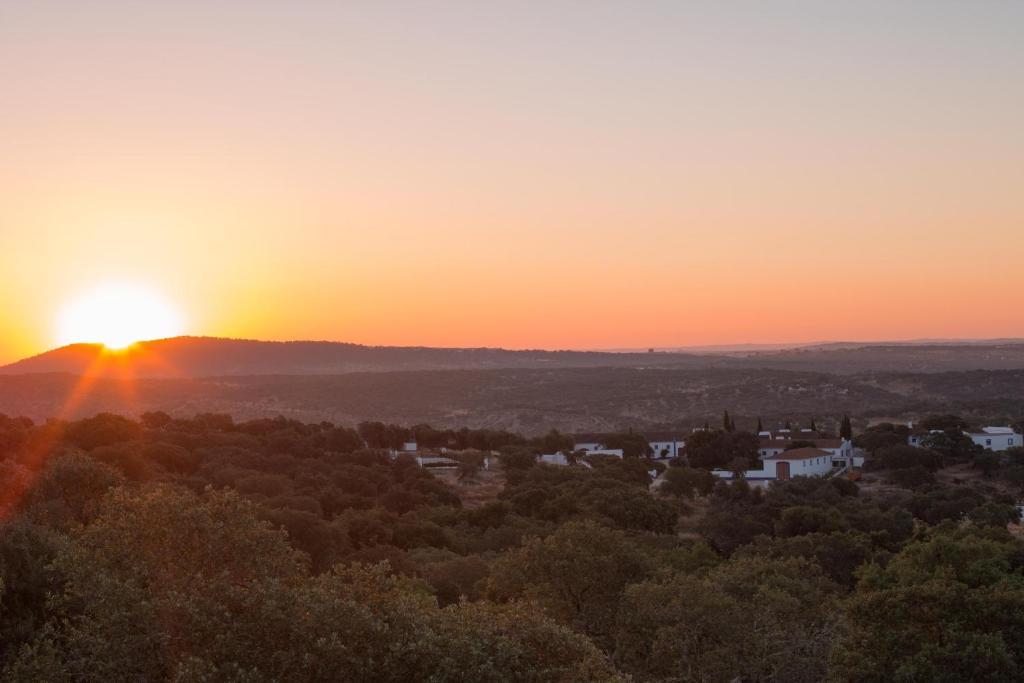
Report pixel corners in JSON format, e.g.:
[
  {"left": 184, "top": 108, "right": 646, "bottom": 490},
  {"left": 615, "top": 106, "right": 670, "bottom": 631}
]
[{"left": 2, "top": 337, "right": 1023, "bottom": 433}]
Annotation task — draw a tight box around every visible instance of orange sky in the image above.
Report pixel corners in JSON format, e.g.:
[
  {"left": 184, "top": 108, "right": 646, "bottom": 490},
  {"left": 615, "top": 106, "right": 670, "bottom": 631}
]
[{"left": 1, "top": 2, "right": 1023, "bottom": 364}]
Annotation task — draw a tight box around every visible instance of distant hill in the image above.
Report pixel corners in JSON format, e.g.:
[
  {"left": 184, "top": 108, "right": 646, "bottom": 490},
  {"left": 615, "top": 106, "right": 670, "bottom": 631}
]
[
  {"left": 5, "top": 337, "right": 1024, "bottom": 379},
  {"left": 0, "top": 336, "right": 717, "bottom": 378},
  {"left": 730, "top": 343, "right": 1024, "bottom": 374}
]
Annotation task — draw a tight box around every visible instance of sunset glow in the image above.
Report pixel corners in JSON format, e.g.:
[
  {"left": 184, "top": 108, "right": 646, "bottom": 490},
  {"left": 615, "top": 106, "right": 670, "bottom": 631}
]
[
  {"left": 56, "top": 284, "right": 184, "bottom": 350},
  {"left": 1, "top": 2, "right": 1023, "bottom": 364}
]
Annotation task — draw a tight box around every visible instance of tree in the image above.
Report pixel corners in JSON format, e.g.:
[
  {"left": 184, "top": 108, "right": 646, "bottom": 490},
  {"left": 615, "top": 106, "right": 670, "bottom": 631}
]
[
  {"left": 810, "top": 417, "right": 817, "bottom": 432},
  {"left": 854, "top": 425, "right": 908, "bottom": 456},
  {"left": 139, "top": 411, "right": 172, "bottom": 430},
  {"left": 683, "top": 430, "right": 759, "bottom": 470},
  {"left": 357, "top": 421, "right": 388, "bottom": 448},
  {"left": 727, "top": 456, "right": 750, "bottom": 478},
  {"left": 736, "top": 531, "right": 875, "bottom": 589},
  {"left": 888, "top": 465, "right": 936, "bottom": 489},
  {"left": 723, "top": 410, "right": 733, "bottom": 432},
  {"left": 22, "top": 453, "right": 124, "bottom": 530},
  {"left": 534, "top": 429, "right": 574, "bottom": 455},
  {"left": 919, "top": 414, "right": 971, "bottom": 432},
  {"left": 486, "top": 520, "right": 650, "bottom": 649},
  {"left": 832, "top": 526, "right": 1024, "bottom": 681},
  {"left": 920, "top": 430, "right": 982, "bottom": 462},
  {"left": 429, "top": 601, "right": 622, "bottom": 681},
  {"left": 968, "top": 502, "right": 1020, "bottom": 528},
  {"left": 0, "top": 520, "right": 61, "bottom": 661},
  {"left": 615, "top": 557, "right": 838, "bottom": 682},
  {"left": 63, "top": 413, "right": 142, "bottom": 450},
  {"left": 840, "top": 415, "right": 853, "bottom": 441},
  {"left": 498, "top": 446, "right": 537, "bottom": 472},
  {"left": 660, "top": 467, "right": 716, "bottom": 499},
  {"left": 599, "top": 432, "right": 652, "bottom": 458},
  {"left": 448, "top": 450, "right": 486, "bottom": 481},
  {"left": 875, "top": 444, "right": 941, "bottom": 471},
  {"left": 756, "top": 416, "right": 763, "bottom": 433}
]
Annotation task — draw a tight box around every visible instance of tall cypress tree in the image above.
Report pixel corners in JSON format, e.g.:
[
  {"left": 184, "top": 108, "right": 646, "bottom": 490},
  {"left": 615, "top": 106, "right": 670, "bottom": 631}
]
[
  {"left": 840, "top": 415, "right": 853, "bottom": 441},
  {"left": 756, "top": 416, "right": 763, "bottom": 433},
  {"left": 810, "top": 417, "right": 817, "bottom": 432}
]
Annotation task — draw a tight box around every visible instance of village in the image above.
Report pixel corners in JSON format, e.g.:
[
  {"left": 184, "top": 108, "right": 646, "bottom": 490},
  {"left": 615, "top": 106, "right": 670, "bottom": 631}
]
[{"left": 395, "top": 419, "right": 1023, "bottom": 488}]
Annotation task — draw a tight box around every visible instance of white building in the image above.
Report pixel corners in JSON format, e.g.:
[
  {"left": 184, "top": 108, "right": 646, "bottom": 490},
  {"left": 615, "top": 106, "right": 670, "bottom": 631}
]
[
  {"left": 713, "top": 447, "right": 837, "bottom": 486},
  {"left": 758, "top": 436, "right": 856, "bottom": 468},
  {"left": 647, "top": 433, "right": 685, "bottom": 459},
  {"left": 967, "top": 427, "right": 1021, "bottom": 452},
  {"left": 538, "top": 453, "right": 596, "bottom": 468},
  {"left": 909, "top": 426, "right": 1022, "bottom": 452},
  {"left": 570, "top": 438, "right": 625, "bottom": 458}
]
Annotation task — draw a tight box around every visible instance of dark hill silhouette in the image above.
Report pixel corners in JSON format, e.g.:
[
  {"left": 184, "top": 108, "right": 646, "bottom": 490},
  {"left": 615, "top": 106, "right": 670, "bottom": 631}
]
[
  {"left": 4, "top": 337, "right": 1024, "bottom": 380},
  {"left": 0, "top": 336, "right": 718, "bottom": 378}
]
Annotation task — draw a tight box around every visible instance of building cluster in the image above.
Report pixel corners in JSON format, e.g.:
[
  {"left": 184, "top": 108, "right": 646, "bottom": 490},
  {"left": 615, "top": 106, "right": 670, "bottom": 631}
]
[
  {"left": 713, "top": 430, "right": 861, "bottom": 487},
  {"left": 401, "top": 422, "right": 1022, "bottom": 480}
]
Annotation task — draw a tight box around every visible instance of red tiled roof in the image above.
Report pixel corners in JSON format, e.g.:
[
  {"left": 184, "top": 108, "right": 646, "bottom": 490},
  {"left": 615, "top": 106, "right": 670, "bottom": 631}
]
[{"left": 764, "top": 447, "right": 831, "bottom": 461}]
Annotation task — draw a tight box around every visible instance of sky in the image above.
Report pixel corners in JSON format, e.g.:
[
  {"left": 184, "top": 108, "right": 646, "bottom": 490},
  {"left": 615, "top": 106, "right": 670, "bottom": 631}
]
[{"left": 1, "top": 1, "right": 1022, "bottom": 363}]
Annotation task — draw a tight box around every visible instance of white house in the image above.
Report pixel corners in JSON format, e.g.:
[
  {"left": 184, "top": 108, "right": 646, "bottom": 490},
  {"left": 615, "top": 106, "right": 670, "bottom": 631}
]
[
  {"left": 583, "top": 448, "right": 625, "bottom": 458},
  {"left": 909, "top": 426, "right": 1022, "bottom": 452},
  {"left": 571, "top": 437, "right": 625, "bottom": 458},
  {"left": 647, "top": 433, "right": 685, "bottom": 459},
  {"left": 538, "top": 453, "right": 595, "bottom": 468},
  {"left": 713, "top": 447, "right": 837, "bottom": 486},
  {"left": 967, "top": 427, "right": 1021, "bottom": 452},
  {"left": 758, "top": 436, "right": 856, "bottom": 468},
  {"left": 539, "top": 453, "right": 572, "bottom": 466}
]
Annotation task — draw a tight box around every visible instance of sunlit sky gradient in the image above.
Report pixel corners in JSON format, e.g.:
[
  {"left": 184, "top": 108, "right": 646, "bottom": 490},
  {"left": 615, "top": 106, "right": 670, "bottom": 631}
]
[{"left": 1, "top": 1, "right": 1022, "bottom": 363}]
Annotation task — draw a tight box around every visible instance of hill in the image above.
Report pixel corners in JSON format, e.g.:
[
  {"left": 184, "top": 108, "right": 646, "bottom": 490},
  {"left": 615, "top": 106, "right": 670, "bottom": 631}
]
[
  {"left": 6, "top": 337, "right": 1024, "bottom": 379},
  {"left": 729, "top": 342, "right": 1024, "bottom": 374},
  {"left": 0, "top": 336, "right": 717, "bottom": 378}
]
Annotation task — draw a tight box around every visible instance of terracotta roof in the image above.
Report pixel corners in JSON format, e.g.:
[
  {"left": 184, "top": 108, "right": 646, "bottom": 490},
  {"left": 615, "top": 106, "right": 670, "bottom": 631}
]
[{"left": 764, "top": 447, "right": 831, "bottom": 461}]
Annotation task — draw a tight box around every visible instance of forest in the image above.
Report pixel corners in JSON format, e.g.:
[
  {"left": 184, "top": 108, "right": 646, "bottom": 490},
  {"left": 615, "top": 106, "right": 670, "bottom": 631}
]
[{"left": 1, "top": 411, "right": 1023, "bottom": 681}]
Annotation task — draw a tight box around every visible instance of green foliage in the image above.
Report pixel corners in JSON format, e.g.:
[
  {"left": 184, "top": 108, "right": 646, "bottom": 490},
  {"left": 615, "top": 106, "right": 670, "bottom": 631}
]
[
  {"left": 737, "top": 531, "right": 876, "bottom": 588},
  {"left": 5, "top": 487, "right": 618, "bottom": 682},
  {"left": 615, "top": 557, "right": 839, "bottom": 682},
  {"left": 875, "top": 444, "right": 942, "bottom": 471},
  {"left": 840, "top": 415, "right": 853, "bottom": 440},
  {"left": 887, "top": 465, "right": 936, "bottom": 489},
  {"left": 853, "top": 422, "right": 909, "bottom": 454},
  {"left": 0, "top": 521, "right": 61, "bottom": 661},
  {"left": 660, "top": 466, "right": 716, "bottom": 499},
  {"left": 533, "top": 429, "right": 574, "bottom": 455},
  {"left": 3, "top": 411, "right": 1023, "bottom": 679},
  {"left": 832, "top": 526, "right": 1024, "bottom": 682},
  {"left": 597, "top": 431, "right": 652, "bottom": 458},
  {"left": 62, "top": 413, "right": 142, "bottom": 450},
  {"left": 910, "top": 487, "right": 987, "bottom": 525},
  {"left": 21, "top": 453, "right": 124, "bottom": 530},
  {"left": 683, "top": 429, "right": 759, "bottom": 470},
  {"left": 487, "top": 520, "right": 651, "bottom": 649}
]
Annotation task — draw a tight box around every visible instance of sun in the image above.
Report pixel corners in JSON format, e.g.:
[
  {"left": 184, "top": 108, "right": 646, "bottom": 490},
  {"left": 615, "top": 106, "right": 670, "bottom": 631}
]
[{"left": 57, "top": 283, "right": 184, "bottom": 350}]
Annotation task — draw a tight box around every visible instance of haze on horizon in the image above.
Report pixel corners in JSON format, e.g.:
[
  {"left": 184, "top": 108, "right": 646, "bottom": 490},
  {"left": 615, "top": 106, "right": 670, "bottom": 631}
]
[{"left": 2, "top": 1, "right": 1022, "bottom": 365}]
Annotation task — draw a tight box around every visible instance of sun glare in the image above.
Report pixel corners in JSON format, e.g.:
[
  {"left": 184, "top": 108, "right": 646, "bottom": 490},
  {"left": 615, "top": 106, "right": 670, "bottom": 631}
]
[{"left": 57, "top": 284, "right": 184, "bottom": 350}]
